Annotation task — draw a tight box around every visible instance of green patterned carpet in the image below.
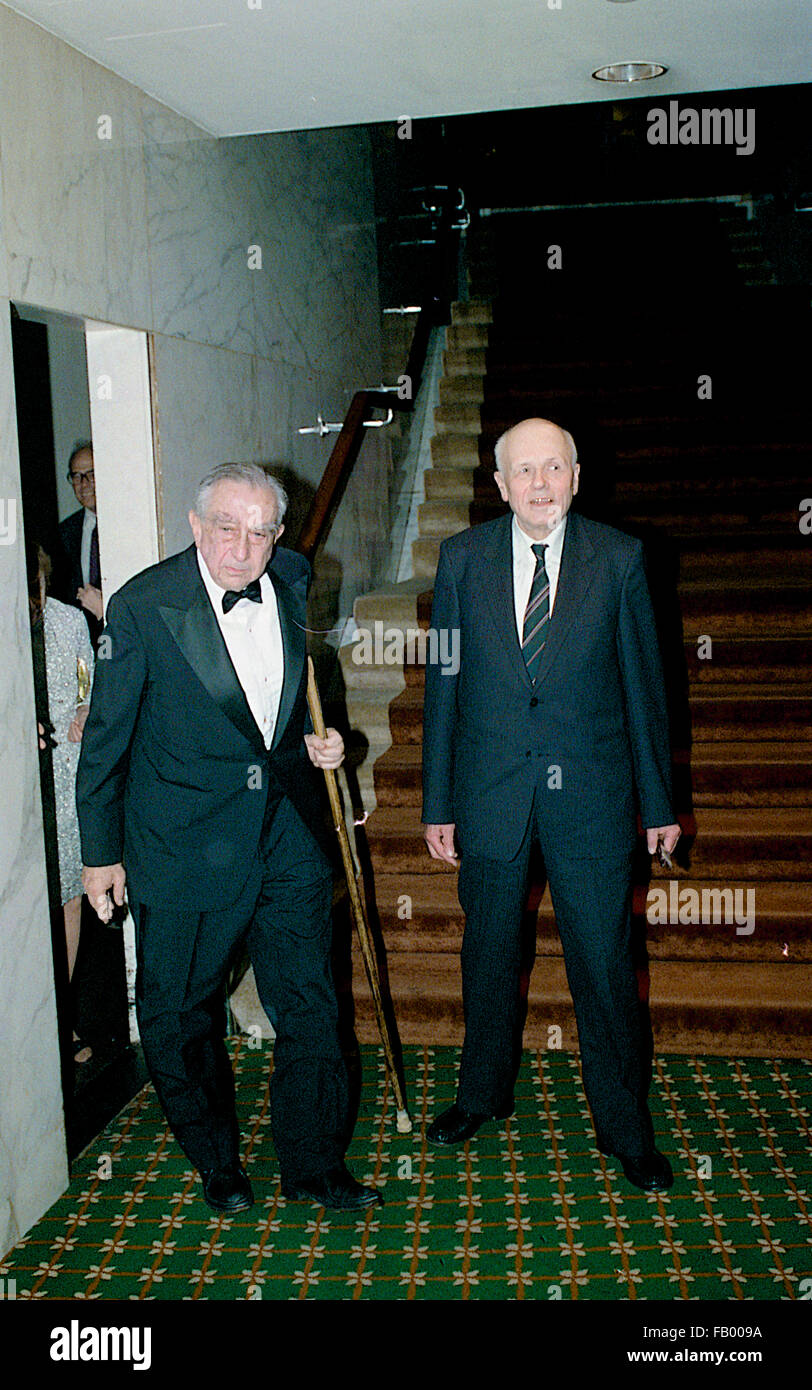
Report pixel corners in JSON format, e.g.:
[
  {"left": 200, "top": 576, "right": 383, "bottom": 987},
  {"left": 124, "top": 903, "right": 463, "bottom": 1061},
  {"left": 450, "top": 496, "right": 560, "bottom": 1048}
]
[{"left": 2, "top": 1045, "right": 811, "bottom": 1301}]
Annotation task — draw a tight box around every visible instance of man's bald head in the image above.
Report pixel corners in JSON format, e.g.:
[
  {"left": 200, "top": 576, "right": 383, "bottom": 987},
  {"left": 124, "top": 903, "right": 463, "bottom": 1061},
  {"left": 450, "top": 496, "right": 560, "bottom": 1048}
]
[
  {"left": 494, "top": 418, "right": 577, "bottom": 475},
  {"left": 493, "top": 417, "right": 580, "bottom": 541}
]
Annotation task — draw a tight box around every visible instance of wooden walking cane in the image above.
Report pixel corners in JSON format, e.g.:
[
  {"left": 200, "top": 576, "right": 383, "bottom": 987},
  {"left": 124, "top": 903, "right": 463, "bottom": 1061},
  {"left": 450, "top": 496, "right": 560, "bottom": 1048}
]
[{"left": 307, "top": 657, "right": 412, "bottom": 1133}]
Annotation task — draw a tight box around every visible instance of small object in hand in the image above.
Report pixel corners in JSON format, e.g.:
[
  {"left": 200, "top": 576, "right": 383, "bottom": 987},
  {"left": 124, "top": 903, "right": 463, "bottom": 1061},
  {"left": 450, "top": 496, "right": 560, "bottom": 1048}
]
[
  {"left": 77, "top": 656, "right": 91, "bottom": 705},
  {"left": 656, "top": 843, "right": 673, "bottom": 870}
]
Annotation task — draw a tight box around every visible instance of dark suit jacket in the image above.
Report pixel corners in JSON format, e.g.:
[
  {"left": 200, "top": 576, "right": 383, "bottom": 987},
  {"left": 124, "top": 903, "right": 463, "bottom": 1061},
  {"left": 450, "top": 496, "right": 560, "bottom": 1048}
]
[
  {"left": 57, "top": 507, "right": 86, "bottom": 598},
  {"left": 55, "top": 507, "right": 103, "bottom": 645},
  {"left": 421, "top": 509, "right": 675, "bottom": 862},
  {"left": 77, "top": 542, "right": 328, "bottom": 911}
]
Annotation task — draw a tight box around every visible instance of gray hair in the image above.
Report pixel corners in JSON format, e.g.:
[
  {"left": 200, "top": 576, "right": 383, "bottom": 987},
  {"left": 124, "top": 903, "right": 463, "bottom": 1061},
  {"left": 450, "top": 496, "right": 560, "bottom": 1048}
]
[
  {"left": 194, "top": 462, "right": 288, "bottom": 527},
  {"left": 494, "top": 421, "right": 578, "bottom": 474}
]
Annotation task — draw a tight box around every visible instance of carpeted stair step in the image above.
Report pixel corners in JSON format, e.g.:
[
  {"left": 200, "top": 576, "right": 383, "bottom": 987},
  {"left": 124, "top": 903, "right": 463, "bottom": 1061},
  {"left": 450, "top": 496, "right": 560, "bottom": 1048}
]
[
  {"left": 675, "top": 546, "right": 812, "bottom": 579},
  {"left": 363, "top": 872, "right": 812, "bottom": 962},
  {"left": 683, "top": 693, "right": 812, "bottom": 737},
  {"left": 450, "top": 299, "right": 493, "bottom": 323},
  {"left": 423, "top": 467, "right": 477, "bottom": 501},
  {"left": 678, "top": 593, "right": 812, "bottom": 638},
  {"left": 439, "top": 375, "right": 486, "bottom": 405},
  {"left": 442, "top": 346, "right": 487, "bottom": 376},
  {"left": 674, "top": 742, "right": 812, "bottom": 805},
  {"left": 445, "top": 322, "right": 490, "bottom": 351},
  {"left": 430, "top": 434, "right": 483, "bottom": 466},
  {"left": 351, "top": 951, "right": 812, "bottom": 1054},
  {"left": 417, "top": 499, "right": 475, "bottom": 534},
  {"left": 411, "top": 536, "right": 444, "bottom": 579},
  {"left": 433, "top": 402, "right": 484, "bottom": 434},
  {"left": 684, "top": 636, "right": 812, "bottom": 683}
]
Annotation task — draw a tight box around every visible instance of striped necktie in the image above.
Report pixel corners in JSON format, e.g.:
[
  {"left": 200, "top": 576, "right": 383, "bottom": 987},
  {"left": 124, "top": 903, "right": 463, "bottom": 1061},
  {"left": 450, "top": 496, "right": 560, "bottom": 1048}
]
[{"left": 522, "top": 542, "right": 550, "bottom": 681}]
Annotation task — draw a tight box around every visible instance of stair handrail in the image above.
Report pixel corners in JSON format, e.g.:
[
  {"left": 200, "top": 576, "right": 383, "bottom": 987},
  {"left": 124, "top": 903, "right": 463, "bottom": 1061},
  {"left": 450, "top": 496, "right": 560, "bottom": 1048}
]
[{"left": 295, "top": 188, "right": 464, "bottom": 563}]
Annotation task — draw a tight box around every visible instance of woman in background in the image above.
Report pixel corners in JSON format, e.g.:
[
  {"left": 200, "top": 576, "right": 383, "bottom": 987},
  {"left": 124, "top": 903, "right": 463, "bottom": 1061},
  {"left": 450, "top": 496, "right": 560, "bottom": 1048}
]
[{"left": 28, "top": 541, "right": 95, "bottom": 1063}]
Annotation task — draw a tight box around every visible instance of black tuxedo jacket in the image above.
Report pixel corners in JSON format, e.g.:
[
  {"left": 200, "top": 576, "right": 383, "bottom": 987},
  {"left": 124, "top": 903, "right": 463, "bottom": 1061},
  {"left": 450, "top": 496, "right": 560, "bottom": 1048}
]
[
  {"left": 421, "top": 509, "right": 675, "bottom": 862},
  {"left": 77, "top": 542, "right": 328, "bottom": 910}
]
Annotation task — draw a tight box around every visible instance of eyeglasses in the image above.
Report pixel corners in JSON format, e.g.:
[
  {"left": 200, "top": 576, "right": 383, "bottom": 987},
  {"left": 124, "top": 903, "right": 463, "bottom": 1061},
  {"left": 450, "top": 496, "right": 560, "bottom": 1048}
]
[{"left": 69, "top": 468, "right": 95, "bottom": 487}]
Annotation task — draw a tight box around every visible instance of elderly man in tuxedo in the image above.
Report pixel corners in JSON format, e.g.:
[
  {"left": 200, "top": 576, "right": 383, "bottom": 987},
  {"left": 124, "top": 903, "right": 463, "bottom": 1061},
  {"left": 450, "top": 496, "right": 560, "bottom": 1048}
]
[
  {"left": 77, "top": 462, "right": 381, "bottom": 1213},
  {"left": 421, "top": 417, "right": 681, "bottom": 1191}
]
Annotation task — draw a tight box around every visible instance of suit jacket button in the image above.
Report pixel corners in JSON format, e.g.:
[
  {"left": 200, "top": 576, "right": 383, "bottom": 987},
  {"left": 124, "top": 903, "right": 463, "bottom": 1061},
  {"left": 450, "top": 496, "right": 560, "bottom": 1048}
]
[{"left": 529, "top": 696, "right": 539, "bottom": 708}]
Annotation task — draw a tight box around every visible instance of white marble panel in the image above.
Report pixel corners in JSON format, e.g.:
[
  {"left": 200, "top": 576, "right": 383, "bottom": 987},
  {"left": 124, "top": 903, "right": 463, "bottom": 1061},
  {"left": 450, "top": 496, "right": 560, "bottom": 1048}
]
[
  {"left": 79, "top": 57, "right": 152, "bottom": 329},
  {"left": 150, "top": 333, "right": 261, "bottom": 557},
  {"left": 0, "top": 7, "right": 151, "bottom": 327},
  {"left": 143, "top": 105, "right": 257, "bottom": 354},
  {"left": 247, "top": 128, "right": 381, "bottom": 380},
  {"left": 256, "top": 355, "right": 337, "bottom": 485},
  {"left": 0, "top": 301, "right": 68, "bottom": 1259}
]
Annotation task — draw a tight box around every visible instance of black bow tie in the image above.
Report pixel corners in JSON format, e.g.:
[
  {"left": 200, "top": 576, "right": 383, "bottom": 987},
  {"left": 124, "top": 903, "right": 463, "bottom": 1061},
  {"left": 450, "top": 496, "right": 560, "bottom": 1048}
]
[{"left": 222, "top": 579, "right": 262, "bottom": 614}]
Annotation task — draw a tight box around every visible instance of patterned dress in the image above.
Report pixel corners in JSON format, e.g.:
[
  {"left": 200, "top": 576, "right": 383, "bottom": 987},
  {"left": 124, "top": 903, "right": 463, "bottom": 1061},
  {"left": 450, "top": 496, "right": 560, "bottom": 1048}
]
[{"left": 43, "top": 598, "right": 94, "bottom": 905}]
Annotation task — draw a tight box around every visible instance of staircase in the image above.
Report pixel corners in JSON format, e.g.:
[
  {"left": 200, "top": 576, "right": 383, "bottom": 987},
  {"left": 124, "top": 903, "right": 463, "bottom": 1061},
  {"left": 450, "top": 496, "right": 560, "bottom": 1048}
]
[{"left": 347, "top": 207, "right": 812, "bottom": 1057}]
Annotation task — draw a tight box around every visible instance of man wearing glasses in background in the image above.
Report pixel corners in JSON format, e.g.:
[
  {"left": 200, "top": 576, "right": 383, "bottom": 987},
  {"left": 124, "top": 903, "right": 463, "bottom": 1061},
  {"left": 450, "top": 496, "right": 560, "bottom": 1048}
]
[{"left": 58, "top": 441, "right": 103, "bottom": 644}]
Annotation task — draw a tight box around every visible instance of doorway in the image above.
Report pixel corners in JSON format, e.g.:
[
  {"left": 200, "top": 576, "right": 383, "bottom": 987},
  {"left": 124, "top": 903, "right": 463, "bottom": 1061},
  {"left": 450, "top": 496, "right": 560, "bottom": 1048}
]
[{"left": 11, "top": 303, "right": 157, "bottom": 1159}]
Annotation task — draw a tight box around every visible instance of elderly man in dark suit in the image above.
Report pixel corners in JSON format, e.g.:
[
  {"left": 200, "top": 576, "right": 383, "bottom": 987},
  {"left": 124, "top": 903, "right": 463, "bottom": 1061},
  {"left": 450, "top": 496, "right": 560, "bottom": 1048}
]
[
  {"left": 77, "top": 462, "right": 381, "bottom": 1213},
  {"left": 421, "top": 417, "right": 681, "bottom": 1191}
]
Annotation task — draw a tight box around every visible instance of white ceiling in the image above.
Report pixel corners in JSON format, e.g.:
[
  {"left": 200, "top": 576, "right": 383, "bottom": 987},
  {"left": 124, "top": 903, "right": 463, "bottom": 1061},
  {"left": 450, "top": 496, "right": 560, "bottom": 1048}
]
[{"left": 4, "top": 0, "right": 810, "bottom": 136}]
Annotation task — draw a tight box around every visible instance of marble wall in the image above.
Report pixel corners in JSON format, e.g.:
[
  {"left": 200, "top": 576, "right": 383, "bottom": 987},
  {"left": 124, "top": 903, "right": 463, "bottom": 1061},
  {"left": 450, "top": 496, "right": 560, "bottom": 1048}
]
[
  {"left": 0, "top": 302, "right": 69, "bottom": 1257},
  {"left": 0, "top": 6, "right": 393, "bottom": 1254}
]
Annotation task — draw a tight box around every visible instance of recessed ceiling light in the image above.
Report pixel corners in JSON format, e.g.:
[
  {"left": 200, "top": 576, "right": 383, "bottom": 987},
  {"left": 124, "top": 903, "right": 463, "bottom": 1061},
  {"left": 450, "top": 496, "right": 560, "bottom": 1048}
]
[{"left": 592, "top": 61, "right": 668, "bottom": 83}]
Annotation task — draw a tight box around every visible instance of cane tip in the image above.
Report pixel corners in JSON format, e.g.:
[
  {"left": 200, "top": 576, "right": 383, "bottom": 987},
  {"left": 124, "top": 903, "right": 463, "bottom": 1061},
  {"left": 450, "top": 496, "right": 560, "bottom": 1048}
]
[{"left": 396, "top": 1110, "right": 413, "bottom": 1134}]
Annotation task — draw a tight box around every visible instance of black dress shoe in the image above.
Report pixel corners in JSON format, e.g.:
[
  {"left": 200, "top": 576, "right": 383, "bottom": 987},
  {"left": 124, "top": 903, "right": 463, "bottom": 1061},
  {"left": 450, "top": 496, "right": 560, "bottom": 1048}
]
[
  {"left": 281, "top": 1165, "right": 383, "bottom": 1210},
  {"left": 599, "top": 1146, "right": 674, "bottom": 1192},
  {"left": 200, "top": 1163, "right": 254, "bottom": 1212},
  {"left": 427, "top": 1102, "right": 512, "bottom": 1147}
]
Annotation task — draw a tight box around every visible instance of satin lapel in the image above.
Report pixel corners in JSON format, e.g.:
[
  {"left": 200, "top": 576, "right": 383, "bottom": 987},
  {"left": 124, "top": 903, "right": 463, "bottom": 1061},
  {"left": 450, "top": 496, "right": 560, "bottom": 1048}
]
[
  {"left": 534, "top": 510, "right": 596, "bottom": 685},
  {"left": 157, "top": 549, "right": 265, "bottom": 754},
  {"left": 268, "top": 567, "right": 305, "bottom": 752},
  {"left": 482, "top": 513, "right": 534, "bottom": 689}
]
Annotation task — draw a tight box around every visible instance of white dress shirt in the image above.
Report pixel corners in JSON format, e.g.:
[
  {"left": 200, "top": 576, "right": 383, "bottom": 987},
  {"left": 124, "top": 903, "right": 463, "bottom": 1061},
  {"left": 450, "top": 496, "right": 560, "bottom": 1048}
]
[
  {"left": 511, "top": 512, "right": 568, "bottom": 639},
  {"left": 80, "top": 507, "right": 96, "bottom": 586},
  {"left": 196, "top": 550, "right": 284, "bottom": 749}
]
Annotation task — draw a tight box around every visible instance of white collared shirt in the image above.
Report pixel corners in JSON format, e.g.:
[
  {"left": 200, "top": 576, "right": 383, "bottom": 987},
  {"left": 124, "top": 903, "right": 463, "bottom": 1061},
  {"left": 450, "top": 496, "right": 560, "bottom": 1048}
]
[
  {"left": 196, "top": 549, "right": 284, "bottom": 749},
  {"left": 81, "top": 508, "right": 96, "bottom": 586},
  {"left": 511, "top": 512, "right": 568, "bottom": 639}
]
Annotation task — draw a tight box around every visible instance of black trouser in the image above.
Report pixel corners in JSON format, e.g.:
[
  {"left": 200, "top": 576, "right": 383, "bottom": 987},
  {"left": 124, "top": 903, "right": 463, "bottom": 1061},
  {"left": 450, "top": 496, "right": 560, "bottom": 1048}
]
[
  {"left": 132, "top": 791, "right": 349, "bottom": 1181},
  {"left": 456, "top": 794, "right": 655, "bottom": 1157}
]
